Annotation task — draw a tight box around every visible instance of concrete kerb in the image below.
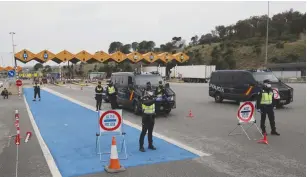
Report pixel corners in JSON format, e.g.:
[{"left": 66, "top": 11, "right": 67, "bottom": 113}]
[{"left": 42, "top": 87, "right": 210, "bottom": 157}]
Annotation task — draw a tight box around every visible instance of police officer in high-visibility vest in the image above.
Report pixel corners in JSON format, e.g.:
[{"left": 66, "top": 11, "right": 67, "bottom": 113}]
[
  {"left": 95, "top": 81, "right": 103, "bottom": 111},
  {"left": 139, "top": 92, "right": 156, "bottom": 152},
  {"left": 155, "top": 81, "right": 165, "bottom": 97},
  {"left": 256, "top": 79, "right": 280, "bottom": 136},
  {"left": 106, "top": 81, "right": 118, "bottom": 109},
  {"left": 33, "top": 80, "right": 41, "bottom": 101}
]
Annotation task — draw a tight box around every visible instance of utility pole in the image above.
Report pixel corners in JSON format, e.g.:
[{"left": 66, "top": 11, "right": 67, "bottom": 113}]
[
  {"left": 9, "top": 32, "right": 17, "bottom": 68},
  {"left": 265, "top": 1, "right": 269, "bottom": 68}
]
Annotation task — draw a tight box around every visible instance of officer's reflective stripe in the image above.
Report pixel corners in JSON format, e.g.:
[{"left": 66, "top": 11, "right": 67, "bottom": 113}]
[
  {"left": 142, "top": 104, "right": 155, "bottom": 114},
  {"left": 157, "top": 88, "right": 162, "bottom": 97},
  {"left": 97, "top": 88, "right": 102, "bottom": 91},
  {"left": 108, "top": 86, "right": 115, "bottom": 94},
  {"left": 245, "top": 86, "right": 253, "bottom": 95},
  {"left": 261, "top": 91, "right": 273, "bottom": 105}
]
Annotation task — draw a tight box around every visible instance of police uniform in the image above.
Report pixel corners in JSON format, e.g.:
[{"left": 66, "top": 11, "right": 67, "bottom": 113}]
[
  {"left": 33, "top": 82, "right": 41, "bottom": 101},
  {"left": 107, "top": 82, "right": 118, "bottom": 109},
  {"left": 155, "top": 81, "right": 165, "bottom": 97},
  {"left": 256, "top": 80, "right": 280, "bottom": 136},
  {"left": 139, "top": 95, "right": 156, "bottom": 152},
  {"left": 95, "top": 82, "right": 103, "bottom": 111}
]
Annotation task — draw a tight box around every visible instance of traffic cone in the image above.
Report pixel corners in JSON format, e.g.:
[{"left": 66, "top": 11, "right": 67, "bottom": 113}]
[
  {"left": 257, "top": 133, "right": 268, "bottom": 144},
  {"left": 187, "top": 110, "right": 194, "bottom": 118},
  {"left": 104, "top": 136, "right": 126, "bottom": 173}
]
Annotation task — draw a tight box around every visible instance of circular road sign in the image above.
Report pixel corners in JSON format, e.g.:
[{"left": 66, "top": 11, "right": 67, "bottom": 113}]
[
  {"left": 16, "top": 79, "right": 22, "bottom": 87},
  {"left": 8, "top": 70, "right": 15, "bottom": 78},
  {"left": 99, "top": 110, "right": 122, "bottom": 131},
  {"left": 272, "top": 88, "right": 280, "bottom": 99},
  {"left": 237, "top": 102, "right": 255, "bottom": 122}
]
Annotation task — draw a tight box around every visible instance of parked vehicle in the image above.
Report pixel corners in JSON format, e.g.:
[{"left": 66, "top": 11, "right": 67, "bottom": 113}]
[
  {"left": 102, "top": 71, "right": 176, "bottom": 115},
  {"left": 209, "top": 69, "right": 294, "bottom": 108}
]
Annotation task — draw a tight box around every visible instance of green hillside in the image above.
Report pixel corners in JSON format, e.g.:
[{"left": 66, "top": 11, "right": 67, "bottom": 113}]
[{"left": 184, "top": 38, "right": 306, "bottom": 69}]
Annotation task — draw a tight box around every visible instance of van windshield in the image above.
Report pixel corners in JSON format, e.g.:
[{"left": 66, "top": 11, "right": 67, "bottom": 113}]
[
  {"left": 252, "top": 72, "right": 279, "bottom": 82},
  {"left": 135, "top": 75, "right": 163, "bottom": 86}
]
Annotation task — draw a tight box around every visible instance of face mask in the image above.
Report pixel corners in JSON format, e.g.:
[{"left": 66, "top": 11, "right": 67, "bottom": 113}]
[{"left": 265, "top": 83, "right": 271, "bottom": 88}]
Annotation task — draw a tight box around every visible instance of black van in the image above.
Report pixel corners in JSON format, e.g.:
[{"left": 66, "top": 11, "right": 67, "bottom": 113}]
[
  {"left": 209, "top": 69, "right": 293, "bottom": 107},
  {"left": 102, "top": 71, "right": 176, "bottom": 115}
]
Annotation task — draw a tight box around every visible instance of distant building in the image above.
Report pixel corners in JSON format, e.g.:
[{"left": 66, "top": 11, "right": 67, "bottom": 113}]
[{"left": 266, "top": 62, "right": 306, "bottom": 78}]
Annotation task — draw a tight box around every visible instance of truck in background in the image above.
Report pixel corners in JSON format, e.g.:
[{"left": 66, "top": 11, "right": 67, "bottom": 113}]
[{"left": 142, "top": 65, "right": 216, "bottom": 83}]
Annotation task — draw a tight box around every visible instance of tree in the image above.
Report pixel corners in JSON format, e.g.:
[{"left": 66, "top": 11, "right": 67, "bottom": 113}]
[
  {"left": 131, "top": 42, "right": 139, "bottom": 51},
  {"left": 121, "top": 44, "right": 132, "bottom": 54},
  {"left": 33, "top": 63, "right": 43, "bottom": 71},
  {"left": 215, "top": 25, "right": 227, "bottom": 39},
  {"left": 108, "top": 41, "right": 123, "bottom": 54}
]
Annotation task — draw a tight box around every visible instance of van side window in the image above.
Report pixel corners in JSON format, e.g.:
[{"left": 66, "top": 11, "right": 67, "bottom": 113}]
[
  {"left": 128, "top": 76, "right": 133, "bottom": 85},
  {"left": 243, "top": 73, "right": 254, "bottom": 84}
]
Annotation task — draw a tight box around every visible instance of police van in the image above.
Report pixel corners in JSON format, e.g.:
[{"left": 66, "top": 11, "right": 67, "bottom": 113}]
[
  {"left": 102, "top": 71, "right": 176, "bottom": 115},
  {"left": 209, "top": 69, "right": 294, "bottom": 108}
]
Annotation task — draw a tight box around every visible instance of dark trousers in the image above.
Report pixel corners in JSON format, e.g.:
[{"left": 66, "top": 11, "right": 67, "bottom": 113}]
[
  {"left": 139, "top": 114, "right": 155, "bottom": 148},
  {"left": 34, "top": 90, "right": 41, "bottom": 99},
  {"left": 109, "top": 95, "right": 118, "bottom": 109},
  {"left": 260, "top": 105, "right": 276, "bottom": 133},
  {"left": 96, "top": 95, "right": 102, "bottom": 110},
  {"left": 3, "top": 94, "right": 8, "bottom": 99}
]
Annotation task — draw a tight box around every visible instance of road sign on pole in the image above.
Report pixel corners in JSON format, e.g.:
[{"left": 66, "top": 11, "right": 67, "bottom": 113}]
[
  {"left": 16, "top": 79, "right": 22, "bottom": 87},
  {"left": 8, "top": 70, "right": 15, "bottom": 78}
]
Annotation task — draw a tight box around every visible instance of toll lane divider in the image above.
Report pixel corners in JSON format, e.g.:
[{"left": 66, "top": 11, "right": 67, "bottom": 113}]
[{"left": 23, "top": 88, "right": 208, "bottom": 177}]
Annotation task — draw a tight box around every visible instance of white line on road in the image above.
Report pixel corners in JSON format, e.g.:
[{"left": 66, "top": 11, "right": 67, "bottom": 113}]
[
  {"left": 23, "top": 95, "right": 62, "bottom": 177},
  {"left": 42, "top": 87, "right": 211, "bottom": 157}
]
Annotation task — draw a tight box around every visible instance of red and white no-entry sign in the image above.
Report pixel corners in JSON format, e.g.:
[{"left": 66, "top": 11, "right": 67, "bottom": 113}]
[
  {"left": 237, "top": 101, "right": 255, "bottom": 123},
  {"left": 99, "top": 110, "right": 122, "bottom": 133},
  {"left": 272, "top": 88, "right": 280, "bottom": 99},
  {"left": 16, "top": 79, "right": 22, "bottom": 87}
]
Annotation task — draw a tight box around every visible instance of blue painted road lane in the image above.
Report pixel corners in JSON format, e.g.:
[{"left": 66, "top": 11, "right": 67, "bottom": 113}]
[{"left": 23, "top": 88, "right": 198, "bottom": 177}]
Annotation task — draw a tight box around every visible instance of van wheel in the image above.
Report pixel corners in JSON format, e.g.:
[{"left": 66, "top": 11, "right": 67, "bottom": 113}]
[
  {"left": 276, "top": 103, "right": 283, "bottom": 109},
  {"left": 214, "top": 94, "right": 223, "bottom": 103}
]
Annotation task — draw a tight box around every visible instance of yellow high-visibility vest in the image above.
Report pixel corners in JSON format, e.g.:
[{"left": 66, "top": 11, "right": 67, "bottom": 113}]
[
  {"left": 261, "top": 91, "right": 273, "bottom": 105},
  {"left": 142, "top": 104, "right": 155, "bottom": 114},
  {"left": 108, "top": 86, "right": 115, "bottom": 94}
]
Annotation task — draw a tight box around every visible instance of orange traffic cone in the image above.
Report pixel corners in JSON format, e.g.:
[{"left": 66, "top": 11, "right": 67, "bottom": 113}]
[
  {"left": 104, "top": 137, "right": 126, "bottom": 173},
  {"left": 187, "top": 110, "right": 194, "bottom": 118},
  {"left": 258, "top": 133, "right": 268, "bottom": 144}
]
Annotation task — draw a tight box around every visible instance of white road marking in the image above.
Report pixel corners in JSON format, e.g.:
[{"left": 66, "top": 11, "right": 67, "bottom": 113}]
[
  {"left": 23, "top": 95, "right": 62, "bottom": 177},
  {"left": 43, "top": 87, "right": 211, "bottom": 157}
]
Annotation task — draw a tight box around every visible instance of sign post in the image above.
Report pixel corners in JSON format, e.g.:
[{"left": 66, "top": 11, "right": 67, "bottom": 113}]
[
  {"left": 228, "top": 101, "right": 263, "bottom": 140},
  {"left": 16, "top": 79, "right": 22, "bottom": 99},
  {"left": 96, "top": 109, "right": 127, "bottom": 161}
]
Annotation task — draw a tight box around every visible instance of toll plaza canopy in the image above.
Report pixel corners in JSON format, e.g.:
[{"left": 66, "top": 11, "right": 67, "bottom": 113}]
[
  {"left": 0, "top": 66, "right": 22, "bottom": 72},
  {"left": 14, "top": 49, "right": 190, "bottom": 64}
]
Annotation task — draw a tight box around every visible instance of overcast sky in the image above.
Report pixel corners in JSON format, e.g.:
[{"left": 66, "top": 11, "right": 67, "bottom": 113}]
[{"left": 0, "top": 1, "right": 305, "bottom": 67}]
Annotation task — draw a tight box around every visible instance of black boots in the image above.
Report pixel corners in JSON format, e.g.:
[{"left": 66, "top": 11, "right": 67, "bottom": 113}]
[
  {"left": 139, "top": 145, "right": 156, "bottom": 152},
  {"left": 148, "top": 145, "right": 156, "bottom": 150},
  {"left": 271, "top": 131, "right": 280, "bottom": 136}
]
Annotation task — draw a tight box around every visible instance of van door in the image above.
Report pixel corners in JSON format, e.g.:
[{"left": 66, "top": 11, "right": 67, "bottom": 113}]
[
  {"left": 233, "top": 72, "right": 254, "bottom": 101},
  {"left": 116, "top": 75, "right": 125, "bottom": 106},
  {"left": 219, "top": 72, "right": 232, "bottom": 99}
]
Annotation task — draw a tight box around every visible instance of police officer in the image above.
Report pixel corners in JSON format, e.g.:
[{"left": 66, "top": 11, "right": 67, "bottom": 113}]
[
  {"left": 155, "top": 81, "right": 165, "bottom": 97},
  {"left": 256, "top": 79, "right": 280, "bottom": 136},
  {"left": 95, "top": 81, "right": 103, "bottom": 111},
  {"left": 106, "top": 81, "right": 118, "bottom": 109},
  {"left": 139, "top": 93, "right": 156, "bottom": 152},
  {"left": 143, "top": 81, "right": 153, "bottom": 96},
  {"left": 33, "top": 80, "right": 41, "bottom": 101}
]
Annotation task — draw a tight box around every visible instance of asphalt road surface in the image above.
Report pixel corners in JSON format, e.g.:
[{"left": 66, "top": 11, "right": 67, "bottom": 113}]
[
  {"left": 45, "top": 83, "right": 305, "bottom": 177},
  {"left": 0, "top": 94, "right": 51, "bottom": 177},
  {"left": 0, "top": 82, "right": 305, "bottom": 177}
]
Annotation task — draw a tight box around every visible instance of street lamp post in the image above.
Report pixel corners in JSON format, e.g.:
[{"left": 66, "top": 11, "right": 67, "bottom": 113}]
[
  {"left": 265, "top": 1, "right": 270, "bottom": 68},
  {"left": 9, "top": 32, "right": 17, "bottom": 68}
]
